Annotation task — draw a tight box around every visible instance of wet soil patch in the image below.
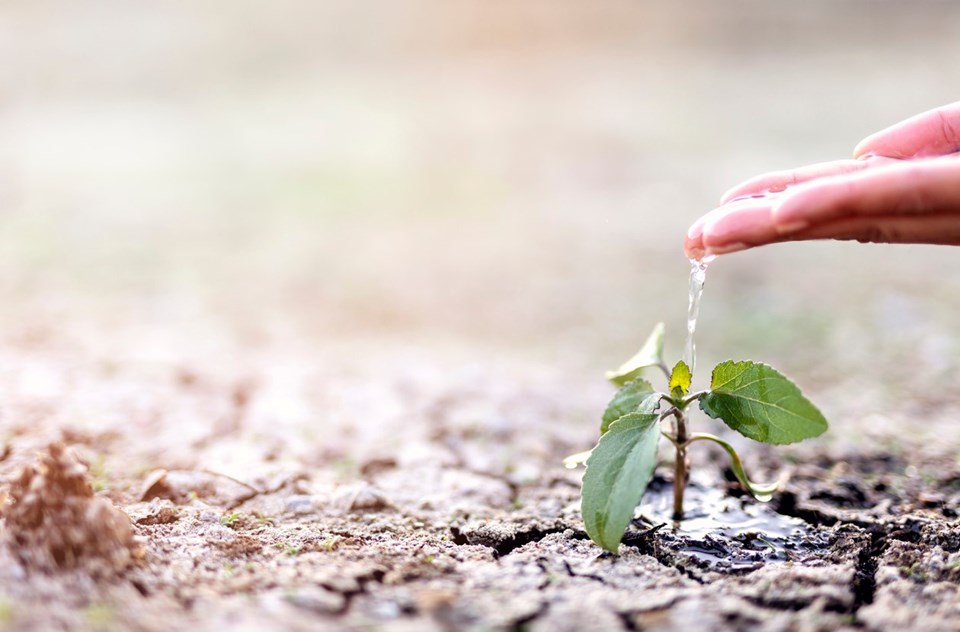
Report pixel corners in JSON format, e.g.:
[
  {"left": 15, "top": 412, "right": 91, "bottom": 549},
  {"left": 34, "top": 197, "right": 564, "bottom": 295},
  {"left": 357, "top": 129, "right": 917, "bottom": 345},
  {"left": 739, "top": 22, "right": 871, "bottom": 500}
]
[{"left": 622, "top": 476, "right": 832, "bottom": 580}]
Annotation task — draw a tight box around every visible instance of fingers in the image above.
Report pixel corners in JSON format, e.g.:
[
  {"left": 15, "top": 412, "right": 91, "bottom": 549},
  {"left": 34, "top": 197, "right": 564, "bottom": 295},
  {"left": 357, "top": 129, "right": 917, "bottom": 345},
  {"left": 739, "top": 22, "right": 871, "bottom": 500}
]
[
  {"left": 688, "top": 211, "right": 960, "bottom": 258},
  {"left": 684, "top": 198, "right": 779, "bottom": 258},
  {"left": 772, "top": 157, "right": 960, "bottom": 228},
  {"left": 684, "top": 156, "right": 960, "bottom": 259},
  {"left": 719, "top": 159, "right": 875, "bottom": 204},
  {"left": 853, "top": 101, "right": 960, "bottom": 159},
  {"left": 703, "top": 200, "right": 777, "bottom": 254},
  {"left": 684, "top": 216, "right": 708, "bottom": 259},
  {"left": 788, "top": 213, "right": 960, "bottom": 246}
]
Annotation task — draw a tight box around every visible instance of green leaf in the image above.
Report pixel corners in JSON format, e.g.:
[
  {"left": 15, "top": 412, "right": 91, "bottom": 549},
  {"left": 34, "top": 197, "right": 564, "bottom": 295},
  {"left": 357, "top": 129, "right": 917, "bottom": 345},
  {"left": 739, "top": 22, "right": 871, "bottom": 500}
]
[
  {"left": 700, "top": 361, "right": 828, "bottom": 445},
  {"left": 669, "top": 361, "right": 692, "bottom": 400},
  {"left": 581, "top": 412, "right": 661, "bottom": 553},
  {"left": 600, "top": 379, "right": 661, "bottom": 435},
  {"left": 605, "top": 323, "right": 665, "bottom": 386}
]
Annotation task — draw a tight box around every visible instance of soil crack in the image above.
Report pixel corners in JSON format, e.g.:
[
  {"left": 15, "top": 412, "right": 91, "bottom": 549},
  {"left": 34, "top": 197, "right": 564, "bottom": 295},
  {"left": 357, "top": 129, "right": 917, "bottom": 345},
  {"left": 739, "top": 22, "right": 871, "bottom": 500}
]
[
  {"left": 620, "top": 525, "right": 705, "bottom": 585},
  {"left": 319, "top": 566, "right": 387, "bottom": 616},
  {"left": 852, "top": 527, "right": 888, "bottom": 613},
  {"left": 449, "top": 524, "right": 568, "bottom": 558},
  {"left": 561, "top": 559, "right": 605, "bottom": 584}
]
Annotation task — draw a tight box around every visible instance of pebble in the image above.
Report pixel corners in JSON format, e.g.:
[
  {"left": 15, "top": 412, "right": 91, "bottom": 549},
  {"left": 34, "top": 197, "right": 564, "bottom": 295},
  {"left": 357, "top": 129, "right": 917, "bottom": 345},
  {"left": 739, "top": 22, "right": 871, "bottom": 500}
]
[
  {"left": 285, "top": 587, "right": 345, "bottom": 614},
  {"left": 285, "top": 495, "right": 316, "bottom": 514}
]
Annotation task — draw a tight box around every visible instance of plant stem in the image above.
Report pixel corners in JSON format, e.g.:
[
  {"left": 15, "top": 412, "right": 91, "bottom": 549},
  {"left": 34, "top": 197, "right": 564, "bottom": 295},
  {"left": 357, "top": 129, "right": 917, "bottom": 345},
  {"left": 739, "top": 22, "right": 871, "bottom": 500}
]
[
  {"left": 672, "top": 409, "right": 688, "bottom": 520},
  {"left": 680, "top": 390, "right": 707, "bottom": 409}
]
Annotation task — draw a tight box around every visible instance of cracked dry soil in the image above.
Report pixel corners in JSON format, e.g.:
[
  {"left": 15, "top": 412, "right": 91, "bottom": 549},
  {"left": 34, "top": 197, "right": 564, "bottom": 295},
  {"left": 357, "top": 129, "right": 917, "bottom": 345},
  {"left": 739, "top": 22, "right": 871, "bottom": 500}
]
[
  {"left": 2, "top": 1, "right": 960, "bottom": 629},
  {"left": 0, "top": 347, "right": 958, "bottom": 632}
]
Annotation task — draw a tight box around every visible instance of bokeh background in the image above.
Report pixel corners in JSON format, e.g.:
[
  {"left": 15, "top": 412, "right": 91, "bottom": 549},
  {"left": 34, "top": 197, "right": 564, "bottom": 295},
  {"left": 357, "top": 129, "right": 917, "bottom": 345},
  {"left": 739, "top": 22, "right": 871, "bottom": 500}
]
[{"left": 2, "top": 0, "right": 960, "bottom": 449}]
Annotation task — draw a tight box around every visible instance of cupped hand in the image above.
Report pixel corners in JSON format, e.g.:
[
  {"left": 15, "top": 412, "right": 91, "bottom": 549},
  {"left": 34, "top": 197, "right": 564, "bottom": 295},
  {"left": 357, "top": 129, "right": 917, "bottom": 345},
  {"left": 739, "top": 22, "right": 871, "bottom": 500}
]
[{"left": 685, "top": 102, "right": 960, "bottom": 259}]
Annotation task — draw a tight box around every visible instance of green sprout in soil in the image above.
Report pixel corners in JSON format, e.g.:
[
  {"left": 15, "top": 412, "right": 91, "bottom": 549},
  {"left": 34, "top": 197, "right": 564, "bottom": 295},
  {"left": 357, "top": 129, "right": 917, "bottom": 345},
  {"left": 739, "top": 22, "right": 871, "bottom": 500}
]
[
  {"left": 281, "top": 543, "right": 301, "bottom": 556},
  {"left": 89, "top": 454, "right": 108, "bottom": 493},
  {"left": 566, "top": 323, "right": 828, "bottom": 553}
]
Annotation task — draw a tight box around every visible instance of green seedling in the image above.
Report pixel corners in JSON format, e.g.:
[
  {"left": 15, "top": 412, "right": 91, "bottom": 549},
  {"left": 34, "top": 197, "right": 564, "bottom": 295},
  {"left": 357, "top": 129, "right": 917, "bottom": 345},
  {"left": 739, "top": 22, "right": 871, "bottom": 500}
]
[{"left": 566, "top": 323, "right": 828, "bottom": 553}]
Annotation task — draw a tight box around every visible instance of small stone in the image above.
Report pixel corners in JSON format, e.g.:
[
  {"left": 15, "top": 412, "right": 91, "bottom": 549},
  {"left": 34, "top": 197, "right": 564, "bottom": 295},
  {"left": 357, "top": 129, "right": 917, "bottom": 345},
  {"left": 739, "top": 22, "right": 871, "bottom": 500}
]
[
  {"left": 285, "top": 495, "right": 315, "bottom": 514},
  {"left": 135, "top": 501, "right": 179, "bottom": 526},
  {"left": 139, "top": 469, "right": 258, "bottom": 507},
  {"left": 919, "top": 492, "right": 945, "bottom": 507},
  {"left": 333, "top": 483, "right": 394, "bottom": 513},
  {"left": 285, "top": 587, "right": 345, "bottom": 614},
  {"left": 140, "top": 469, "right": 172, "bottom": 502}
]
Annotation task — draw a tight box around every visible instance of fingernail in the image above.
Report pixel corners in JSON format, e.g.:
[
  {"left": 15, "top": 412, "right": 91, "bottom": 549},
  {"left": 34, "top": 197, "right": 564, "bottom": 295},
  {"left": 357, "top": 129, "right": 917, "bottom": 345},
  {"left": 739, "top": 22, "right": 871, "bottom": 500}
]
[
  {"left": 705, "top": 242, "right": 748, "bottom": 256},
  {"left": 774, "top": 221, "right": 809, "bottom": 234}
]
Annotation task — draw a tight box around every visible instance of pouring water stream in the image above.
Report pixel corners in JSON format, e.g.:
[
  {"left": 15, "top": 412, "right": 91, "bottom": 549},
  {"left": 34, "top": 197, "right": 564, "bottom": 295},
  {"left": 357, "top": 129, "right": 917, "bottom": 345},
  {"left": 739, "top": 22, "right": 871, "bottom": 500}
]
[{"left": 683, "top": 255, "right": 715, "bottom": 373}]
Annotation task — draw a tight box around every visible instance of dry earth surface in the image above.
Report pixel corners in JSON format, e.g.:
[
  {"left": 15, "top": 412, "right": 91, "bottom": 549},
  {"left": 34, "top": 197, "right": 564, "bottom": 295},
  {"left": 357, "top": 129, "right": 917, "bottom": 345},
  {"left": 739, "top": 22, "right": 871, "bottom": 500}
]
[
  {"left": 1, "top": 1, "right": 960, "bottom": 630},
  {"left": 0, "top": 332, "right": 959, "bottom": 631}
]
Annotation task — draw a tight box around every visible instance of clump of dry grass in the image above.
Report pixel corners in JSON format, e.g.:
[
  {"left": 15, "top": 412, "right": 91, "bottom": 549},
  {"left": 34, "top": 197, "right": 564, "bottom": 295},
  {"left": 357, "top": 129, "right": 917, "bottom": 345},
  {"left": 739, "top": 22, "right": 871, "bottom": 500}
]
[{"left": 1, "top": 443, "right": 142, "bottom": 576}]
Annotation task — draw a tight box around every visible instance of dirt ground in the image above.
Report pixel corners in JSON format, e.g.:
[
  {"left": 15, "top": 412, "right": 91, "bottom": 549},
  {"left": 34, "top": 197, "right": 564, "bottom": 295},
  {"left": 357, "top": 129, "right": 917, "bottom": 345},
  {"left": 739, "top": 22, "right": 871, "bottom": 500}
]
[{"left": 1, "top": 1, "right": 960, "bottom": 630}]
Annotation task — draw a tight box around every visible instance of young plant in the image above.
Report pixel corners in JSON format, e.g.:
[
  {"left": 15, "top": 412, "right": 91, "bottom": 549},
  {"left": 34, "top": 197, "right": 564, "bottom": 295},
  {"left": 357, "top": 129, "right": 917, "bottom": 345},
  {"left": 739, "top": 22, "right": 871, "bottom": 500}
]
[{"left": 566, "top": 323, "right": 828, "bottom": 553}]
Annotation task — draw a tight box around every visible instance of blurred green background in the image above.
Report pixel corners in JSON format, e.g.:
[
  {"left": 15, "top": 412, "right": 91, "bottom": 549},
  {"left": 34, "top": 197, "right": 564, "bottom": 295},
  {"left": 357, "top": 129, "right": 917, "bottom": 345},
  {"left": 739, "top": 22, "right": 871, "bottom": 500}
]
[{"left": 2, "top": 0, "right": 960, "bottom": 443}]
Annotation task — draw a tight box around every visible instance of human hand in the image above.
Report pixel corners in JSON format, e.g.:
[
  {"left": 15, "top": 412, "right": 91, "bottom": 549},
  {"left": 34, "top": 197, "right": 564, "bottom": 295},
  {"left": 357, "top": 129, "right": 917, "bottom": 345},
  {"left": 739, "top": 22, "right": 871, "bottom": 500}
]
[{"left": 684, "top": 102, "right": 960, "bottom": 259}]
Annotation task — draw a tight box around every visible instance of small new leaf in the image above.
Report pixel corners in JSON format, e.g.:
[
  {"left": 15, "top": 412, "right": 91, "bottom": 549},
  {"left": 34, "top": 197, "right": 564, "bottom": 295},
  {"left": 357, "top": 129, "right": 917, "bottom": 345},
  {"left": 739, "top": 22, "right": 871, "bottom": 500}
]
[
  {"left": 581, "top": 412, "right": 661, "bottom": 553},
  {"left": 669, "top": 361, "right": 692, "bottom": 400},
  {"left": 605, "top": 323, "right": 665, "bottom": 386},
  {"left": 700, "top": 361, "right": 828, "bottom": 445},
  {"left": 600, "top": 379, "right": 660, "bottom": 435}
]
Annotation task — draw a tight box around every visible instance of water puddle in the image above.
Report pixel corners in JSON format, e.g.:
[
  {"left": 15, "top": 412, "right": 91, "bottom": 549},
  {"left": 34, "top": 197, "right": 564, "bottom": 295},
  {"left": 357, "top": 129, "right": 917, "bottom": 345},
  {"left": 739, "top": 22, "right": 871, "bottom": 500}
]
[{"left": 631, "top": 479, "right": 828, "bottom": 573}]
